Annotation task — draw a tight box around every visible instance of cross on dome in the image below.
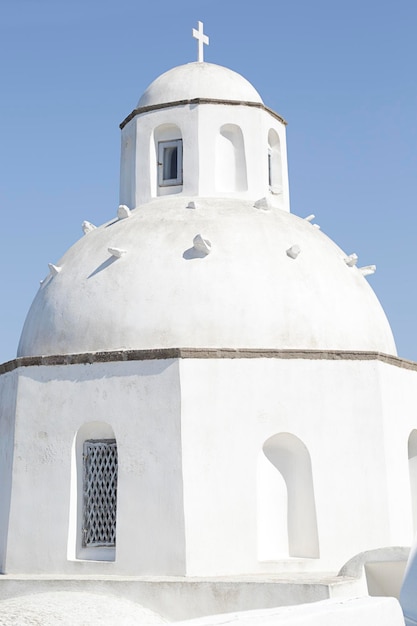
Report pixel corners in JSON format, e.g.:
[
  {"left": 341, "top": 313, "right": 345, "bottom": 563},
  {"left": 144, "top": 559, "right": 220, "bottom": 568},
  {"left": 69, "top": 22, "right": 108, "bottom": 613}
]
[{"left": 192, "top": 20, "right": 209, "bottom": 62}]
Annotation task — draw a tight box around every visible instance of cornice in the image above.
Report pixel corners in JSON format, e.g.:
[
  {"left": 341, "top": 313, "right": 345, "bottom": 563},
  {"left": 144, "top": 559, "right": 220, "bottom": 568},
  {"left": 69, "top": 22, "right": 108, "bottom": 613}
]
[
  {"left": 1, "top": 348, "right": 416, "bottom": 375},
  {"left": 120, "top": 99, "right": 287, "bottom": 130}
]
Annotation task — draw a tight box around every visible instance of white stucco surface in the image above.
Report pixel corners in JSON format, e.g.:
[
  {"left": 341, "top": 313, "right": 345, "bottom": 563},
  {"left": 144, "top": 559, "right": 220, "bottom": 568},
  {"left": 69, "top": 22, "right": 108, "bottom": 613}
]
[
  {"left": 137, "top": 62, "right": 263, "bottom": 108},
  {"left": 1, "top": 353, "right": 416, "bottom": 577},
  {"left": 18, "top": 198, "right": 396, "bottom": 358},
  {"left": 0, "top": 371, "right": 17, "bottom": 573},
  {"left": 119, "top": 102, "right": 290, "bottom": 207},
  {"left": 0, "top": 587, "right": 404, "bottom": 625},
  {"left": 178, "top": 356, "right": 415, "bottom": 575},
  {"left": 2, "top": 358, "right": 185, "bottom": 575},
  {"left": 0, "top": 591, "right": 166, "bottom": 625},
  {"left": 173, "top": 597, "right": 405, "bottom": 626}
]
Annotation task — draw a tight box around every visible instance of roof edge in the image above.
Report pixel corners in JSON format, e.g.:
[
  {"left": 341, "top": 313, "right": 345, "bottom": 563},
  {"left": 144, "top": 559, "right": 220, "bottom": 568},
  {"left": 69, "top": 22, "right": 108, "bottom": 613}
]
[
  {"left": 119, "top": 98, "right": 287, "bottom": 130},
  {"left": 1, "top": 348, "right": 414, "bottom": 375}
]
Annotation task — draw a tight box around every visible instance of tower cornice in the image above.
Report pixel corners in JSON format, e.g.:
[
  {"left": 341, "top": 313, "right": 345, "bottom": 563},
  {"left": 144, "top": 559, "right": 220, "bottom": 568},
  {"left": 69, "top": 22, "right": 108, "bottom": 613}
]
[{"left": 120, "top": 98, "right": 287, "bottom": 130}]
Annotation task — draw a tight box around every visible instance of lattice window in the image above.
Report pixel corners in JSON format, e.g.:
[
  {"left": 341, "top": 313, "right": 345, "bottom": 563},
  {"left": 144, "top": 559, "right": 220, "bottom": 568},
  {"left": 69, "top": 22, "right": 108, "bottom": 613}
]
[{"left": 82, "top": 439, "right": 118, "bottom": 548}]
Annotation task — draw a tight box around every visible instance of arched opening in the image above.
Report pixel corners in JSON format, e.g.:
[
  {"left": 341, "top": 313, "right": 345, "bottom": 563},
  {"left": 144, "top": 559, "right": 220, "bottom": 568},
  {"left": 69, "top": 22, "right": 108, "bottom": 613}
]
[
  {"left": 268, "top": 129, "right": 282, "bottom": 194},
  {"left": 68, "top": 421, "right": 118, "bottom": 562},
  {"left": 215, "top": 124, "right": 247, "bottom": 193},
  {"left": 153, "top": 124, "right": 183, "bottom": 197},
  {"left": 408, "top": 430, "right": 417, "bottom": 532},
  {"left": 258, "top": 432, "right": 319, "bottom": 559}
]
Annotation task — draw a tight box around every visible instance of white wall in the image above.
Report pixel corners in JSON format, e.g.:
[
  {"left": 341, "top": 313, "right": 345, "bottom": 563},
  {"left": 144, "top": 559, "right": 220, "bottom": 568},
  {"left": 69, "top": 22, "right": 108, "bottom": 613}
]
[
  {"left": 3, "top": 358, "right": 185, "bottom": 575},
  {"left": 179, "top": 357, "right": 417, "bottom": 575},
  {"left": 377, "top": 362, "right": 417, "bottom": 545},
  {"left": 0, "top": 370, "right": 18, "bottom": 573},
  {"left": 119, "top": 103, "right": 289, "bottom": 210},
  {"left": 2, "top": 354, "right": 417, "bottom": 578}
]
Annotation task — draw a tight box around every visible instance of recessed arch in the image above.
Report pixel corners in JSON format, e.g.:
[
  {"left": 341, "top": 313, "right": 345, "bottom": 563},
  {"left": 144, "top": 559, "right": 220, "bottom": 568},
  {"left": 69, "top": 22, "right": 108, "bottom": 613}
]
[
  {"left": 268, "top": 129, "right": 282, "bottom": 194},
  {"left": 215, "top": 124, "right": 248, "bottom": 193},
  {"left": 258, "top": 432, "right": 319, "bottom": 559},
  {"left": 68, "top": 421, "right": 118, "bottom": 562}
]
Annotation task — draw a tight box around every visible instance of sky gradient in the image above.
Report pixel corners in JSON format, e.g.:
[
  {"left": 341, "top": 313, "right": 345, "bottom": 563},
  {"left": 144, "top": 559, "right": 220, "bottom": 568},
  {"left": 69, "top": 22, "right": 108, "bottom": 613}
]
[{"left": 1, "top": 0, "right": 416, "bottom": 362}]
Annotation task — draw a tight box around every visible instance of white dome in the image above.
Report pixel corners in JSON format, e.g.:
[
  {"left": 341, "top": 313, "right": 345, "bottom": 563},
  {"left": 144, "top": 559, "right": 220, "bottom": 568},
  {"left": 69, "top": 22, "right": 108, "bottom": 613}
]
[
  {"left": 137, "top": 62, "right": 263, "bottom": 108},
  {"left": 18, "top": 197, "right": 396, "bottom": 357}
]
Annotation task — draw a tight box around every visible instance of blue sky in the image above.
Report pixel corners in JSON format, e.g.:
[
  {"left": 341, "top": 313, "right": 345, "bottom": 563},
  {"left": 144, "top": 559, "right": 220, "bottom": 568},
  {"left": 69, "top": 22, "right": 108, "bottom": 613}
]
[{"left": 0, "top": 0, "right": 416, "bottom": 362}]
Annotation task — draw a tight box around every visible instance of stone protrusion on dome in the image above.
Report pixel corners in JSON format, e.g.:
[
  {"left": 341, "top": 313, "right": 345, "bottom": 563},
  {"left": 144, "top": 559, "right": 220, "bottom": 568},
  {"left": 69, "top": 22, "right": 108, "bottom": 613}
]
[
  {"left": 344, "top": 253, "right": 358, "bottom": 267},
  {"left": 286, "top": 244, "right": 301, "bottom": 259},
  {"left": 117, "top": 204, "right": 131, "bottom": 220},
  {"left": 82, "top": 220, "right": 96, "bottom": 234},
  {"left": 48, "top": 263, "right": 61, "bottom": 276},
  {"left": 192, "top": 234, "right": 211, "bottom": 256},
  {"left": 119, "top": 62, "right": 290, "bottom": 211},
  {"left": 108, "top": 247, "right": 127, "bottom": 258},
  {"left": 360, "top": 265, "right": 376, "bottom": 276}
]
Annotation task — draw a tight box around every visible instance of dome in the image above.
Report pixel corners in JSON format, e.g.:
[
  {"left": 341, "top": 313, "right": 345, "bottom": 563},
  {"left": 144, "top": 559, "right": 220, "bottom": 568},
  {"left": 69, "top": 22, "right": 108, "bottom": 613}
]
[
  {"left": 18, "top": 197, "right": 396, "bottom": 358},
  {"left": 137, "top": 62, "right": 263, "bottom": 108}
]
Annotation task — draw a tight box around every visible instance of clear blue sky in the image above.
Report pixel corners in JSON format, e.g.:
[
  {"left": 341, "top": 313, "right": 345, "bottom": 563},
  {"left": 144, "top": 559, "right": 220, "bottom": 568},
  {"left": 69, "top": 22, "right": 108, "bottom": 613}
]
[{"left": 1, "top": 0, "right": 416, "bottom": 363}]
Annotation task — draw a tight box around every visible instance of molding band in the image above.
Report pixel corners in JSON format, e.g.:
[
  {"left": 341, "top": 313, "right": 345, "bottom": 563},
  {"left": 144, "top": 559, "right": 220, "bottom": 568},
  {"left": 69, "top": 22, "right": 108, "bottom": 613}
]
[
  {"left": 0, "top": 349, "right": 416, "bottom": 375},
  {"left": 120, "top": 98, "right": 287, "bottom": 130}
]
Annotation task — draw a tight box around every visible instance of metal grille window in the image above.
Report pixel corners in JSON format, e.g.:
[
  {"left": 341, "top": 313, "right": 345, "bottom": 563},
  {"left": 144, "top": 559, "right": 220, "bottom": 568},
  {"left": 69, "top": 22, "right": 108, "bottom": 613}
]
[{"left": 82, "top": 439, "right": 118, "bottom": 548}]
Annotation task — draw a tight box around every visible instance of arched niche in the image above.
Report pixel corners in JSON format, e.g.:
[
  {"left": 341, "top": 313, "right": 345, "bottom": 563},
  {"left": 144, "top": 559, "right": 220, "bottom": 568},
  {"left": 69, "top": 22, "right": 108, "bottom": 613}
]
[
  {"left": 268, "top": 129, "right": 282, "bottom": 194},
  {"left": 408, "top": 430, "right": 417, "bottom": 532},
  {"left": 258, "top": 432, "right": 319, "bottom": 559},
  {"left": 67, "top": 421, "right": 118, "bottom": 562},
  {"left": 215, "top": 124, "right": 248, "bottom": 193},
  {"left": 153, "top": 124, "right": 183, "bottom": 197}
]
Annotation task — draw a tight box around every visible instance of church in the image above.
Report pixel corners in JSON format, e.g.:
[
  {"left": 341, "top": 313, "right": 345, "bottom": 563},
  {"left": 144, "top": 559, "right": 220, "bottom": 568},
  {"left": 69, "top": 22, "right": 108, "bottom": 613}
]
[{"left": 0, "top": 20, "right": 414, "bottom": 625}]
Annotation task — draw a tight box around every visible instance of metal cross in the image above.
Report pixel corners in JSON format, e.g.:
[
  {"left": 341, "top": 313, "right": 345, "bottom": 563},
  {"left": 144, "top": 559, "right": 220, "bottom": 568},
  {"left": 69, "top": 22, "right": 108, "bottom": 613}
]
[{"left": 192, "top": 21, "right": 209, "bottom": 63}]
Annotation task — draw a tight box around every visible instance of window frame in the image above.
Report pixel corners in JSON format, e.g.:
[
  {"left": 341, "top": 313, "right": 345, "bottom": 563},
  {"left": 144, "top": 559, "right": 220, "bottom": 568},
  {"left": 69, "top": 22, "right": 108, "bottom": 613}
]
[{"left": 158, "top": 139, "right": 183, "bottom": 187}]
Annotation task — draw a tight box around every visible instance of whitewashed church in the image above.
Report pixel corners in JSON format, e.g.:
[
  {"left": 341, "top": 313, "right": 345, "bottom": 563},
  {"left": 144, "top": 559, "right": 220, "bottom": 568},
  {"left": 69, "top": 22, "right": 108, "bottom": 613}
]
[{"left": 0, "top": 21, "right": 415, "bottom": 625}]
